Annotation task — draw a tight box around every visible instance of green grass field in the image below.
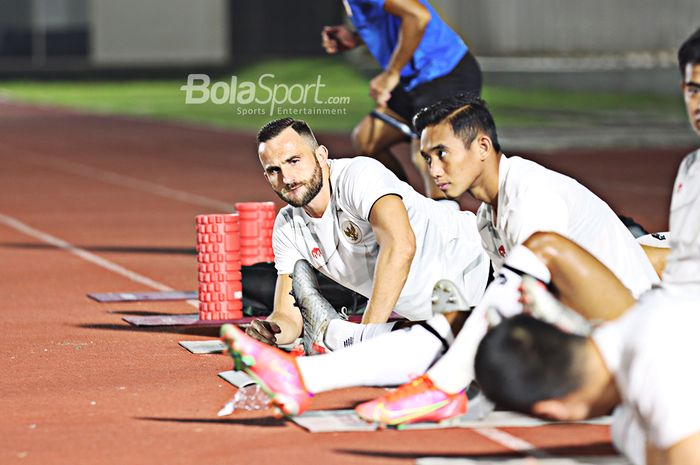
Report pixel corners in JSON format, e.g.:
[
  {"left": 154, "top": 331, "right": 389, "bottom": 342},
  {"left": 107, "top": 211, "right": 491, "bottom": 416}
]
[{"left": 0, "top": 57, "right": 686, "bottom": 132}]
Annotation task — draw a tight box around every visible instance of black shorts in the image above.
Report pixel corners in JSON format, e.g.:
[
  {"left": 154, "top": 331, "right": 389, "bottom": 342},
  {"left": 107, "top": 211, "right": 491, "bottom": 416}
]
[
  {"left": 387, "top": 51, "right": 482, "bottom": 125},
  {"left": 242, "top": 262, "right": 367, "bottom": 316}
]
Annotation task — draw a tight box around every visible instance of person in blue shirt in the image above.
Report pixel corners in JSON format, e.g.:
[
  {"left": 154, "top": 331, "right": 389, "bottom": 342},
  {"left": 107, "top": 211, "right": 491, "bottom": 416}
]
[{"left": 322, "top": 0, "right": 481, "bottom": 201}]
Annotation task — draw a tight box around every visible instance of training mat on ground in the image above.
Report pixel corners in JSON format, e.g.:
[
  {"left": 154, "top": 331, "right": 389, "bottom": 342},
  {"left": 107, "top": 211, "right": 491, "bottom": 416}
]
[
  {"left": 179, "top": 340, "right": 227, "bottom": 354},
  {"left": 292, "top": 410, "right": 379, "bottom": 432},
  {"left": 181, "top": 339, "right": 301, "bottom": 354},
  {"left": 123, "top": 314, "right": 255, "bottom": 326},
  {"left": 123, "top": 313, "right": 373, "bottom": 327},
  {"left": 399, "top": 411, "right": 612, "bottom": 431},
  {"left": 415, "top": 457, "right": 629, "bottom": 465},
  {"left": 88, "top": 291, "right": 197, "bottom": 302},
  {"left": 218, "top": 370, "right": 255, "bottom": 388},
  {"left": 291, "top": 410, "right": 612, "bottom": 433}
]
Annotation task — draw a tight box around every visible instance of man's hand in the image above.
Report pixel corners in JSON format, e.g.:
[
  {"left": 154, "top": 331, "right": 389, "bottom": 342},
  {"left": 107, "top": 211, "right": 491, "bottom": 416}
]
[
  {"left": 369, "top": 70, "right": 401, "bottom": 108},
  {"left": 245, "top": 319, "right": 282, "bottom": 346},
  {"left": 321, "top": 25, "right": 359, "bottom": 53}
]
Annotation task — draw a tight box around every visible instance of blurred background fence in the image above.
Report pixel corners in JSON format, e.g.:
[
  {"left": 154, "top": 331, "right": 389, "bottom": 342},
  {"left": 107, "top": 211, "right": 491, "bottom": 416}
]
[{"left": 1, "top": 0, "right": 698, "bottom": 92}]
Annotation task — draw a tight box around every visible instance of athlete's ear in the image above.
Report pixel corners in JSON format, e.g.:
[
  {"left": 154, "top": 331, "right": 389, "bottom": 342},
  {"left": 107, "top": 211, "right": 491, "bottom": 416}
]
[
  {"left": 258, "top": 152, "right": 271, "bottom": 183},
  {"left": 532, "top": 400, "right": 572, "bottom": 421},
  {"left": 477, "top": 134, "right": 491, "bottom": 161},
  {"left": 315, "top": 144, "right": 329, "bottom": 164}
]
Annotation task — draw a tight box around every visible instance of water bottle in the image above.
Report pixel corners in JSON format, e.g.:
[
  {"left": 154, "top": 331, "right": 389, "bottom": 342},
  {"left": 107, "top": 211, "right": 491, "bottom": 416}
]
[{"left": 218, "top": 384, "right": 270, "bottom": 416}]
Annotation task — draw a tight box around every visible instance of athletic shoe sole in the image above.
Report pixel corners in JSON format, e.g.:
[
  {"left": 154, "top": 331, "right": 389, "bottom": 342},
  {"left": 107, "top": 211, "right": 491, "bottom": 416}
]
[
  {"left": 291, "top": 260, "right": 340, "bottom": 354},
  {"left": 431, "top": 279, "right": 468, "bottom": 314}
]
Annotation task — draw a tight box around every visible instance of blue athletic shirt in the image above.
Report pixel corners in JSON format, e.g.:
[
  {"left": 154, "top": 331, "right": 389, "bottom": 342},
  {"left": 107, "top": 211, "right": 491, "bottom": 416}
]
[{"left": 345, "top": 0, "right": 468, "bottom": 91}]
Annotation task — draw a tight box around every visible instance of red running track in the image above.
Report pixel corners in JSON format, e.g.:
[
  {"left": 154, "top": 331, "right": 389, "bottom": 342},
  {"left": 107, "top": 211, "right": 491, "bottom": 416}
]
[{"left": 0, "top": 101, "right": 692, "bottom": 465}]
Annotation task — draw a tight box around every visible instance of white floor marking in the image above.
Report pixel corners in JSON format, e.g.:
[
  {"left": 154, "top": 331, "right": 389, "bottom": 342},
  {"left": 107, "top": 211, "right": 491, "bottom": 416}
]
[
  {"left": 475, "top": 427, "right": 550, "bottom": 458},
  {"left": 0, "top": 213, "right": 198, "bottom": 308}
]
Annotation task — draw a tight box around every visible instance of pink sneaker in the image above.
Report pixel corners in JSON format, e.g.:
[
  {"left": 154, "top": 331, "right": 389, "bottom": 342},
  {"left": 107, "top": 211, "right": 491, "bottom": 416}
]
[
  {"left": 220, "top": 324, "right": 313, "bottom": 416},
  {"left": 355, "top": 374, "right": 467, "bottom": 426}
]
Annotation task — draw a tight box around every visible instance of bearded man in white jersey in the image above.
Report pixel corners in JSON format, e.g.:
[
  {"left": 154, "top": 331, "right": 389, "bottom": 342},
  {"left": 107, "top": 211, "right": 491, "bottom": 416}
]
[
  {"left": 473, "top": 28, "right": 700, "bottom": 465},
  {"left": 227, "top": 118, "right": 489, "bottom": 415},
  {"left": 220, "top": 100, "right": 660, "bottom": 419}
]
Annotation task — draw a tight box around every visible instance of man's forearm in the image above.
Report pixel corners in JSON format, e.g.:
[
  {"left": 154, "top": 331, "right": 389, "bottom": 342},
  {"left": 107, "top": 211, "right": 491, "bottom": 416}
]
[
  {"left": 385, "top": 11, "right": 429, "bottom": 75},
  {"left": 361, "top": 244, "right": 415, "bottom": 323}
]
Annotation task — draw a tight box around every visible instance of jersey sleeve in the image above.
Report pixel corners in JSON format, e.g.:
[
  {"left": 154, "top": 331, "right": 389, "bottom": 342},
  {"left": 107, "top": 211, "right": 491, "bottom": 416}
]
[
  {"left": 272, "top": 208, "right": 304, "bottom": 276},
  {"left": 505, "top": 183, "right": 570, "bottom": 246},
  {"left": 337, "top": 157, "right": 405, "bottom": 221}
]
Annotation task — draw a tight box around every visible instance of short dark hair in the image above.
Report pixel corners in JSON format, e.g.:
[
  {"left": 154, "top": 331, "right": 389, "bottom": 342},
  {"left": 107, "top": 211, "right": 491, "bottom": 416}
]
[
  {"left": 679, "top": 28, "right": 700, "bottom": 75},
  {"left": 474, "top": 314, "right": 586, "bottom": 414},
  {"left": 413, "top": 94, "right": 501, "bottom": 152},
  {"left": 256, "top": 118, "right": 319, "bottom": 148}
]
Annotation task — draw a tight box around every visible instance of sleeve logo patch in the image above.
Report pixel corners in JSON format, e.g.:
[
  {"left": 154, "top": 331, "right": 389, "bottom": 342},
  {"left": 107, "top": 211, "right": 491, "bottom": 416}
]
[{"left": 341, "top": 220, "right": 362, "bottom": 244}]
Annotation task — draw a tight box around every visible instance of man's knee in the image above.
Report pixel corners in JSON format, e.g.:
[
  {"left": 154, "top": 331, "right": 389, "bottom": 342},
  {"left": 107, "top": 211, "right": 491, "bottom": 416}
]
[
  {"left": 352, "top": 116, "right": 403, "bottom": 154},
  {"left": 522, "top": 231, "right": 568, "bottom": 265},
  {"left": 351, "top": 120, "right": 370, "bottom": 153},
  {"left": 352, "top": 118, "right": 382, "bottom": 154}
]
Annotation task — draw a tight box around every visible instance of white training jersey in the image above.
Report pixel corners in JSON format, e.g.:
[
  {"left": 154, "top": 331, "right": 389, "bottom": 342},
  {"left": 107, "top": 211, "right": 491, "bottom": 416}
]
[
  {"left": 594, "top": 289, "right": 700, "bottom": 464},
  {"left": 476, "top": 155, "right": 659, "bottom": 298},
  {"left": 662, "top": 149, "right": 700, "bottom": 292},
  {"left": 273, "top": 156, "right": 489, "bottom": 321}
]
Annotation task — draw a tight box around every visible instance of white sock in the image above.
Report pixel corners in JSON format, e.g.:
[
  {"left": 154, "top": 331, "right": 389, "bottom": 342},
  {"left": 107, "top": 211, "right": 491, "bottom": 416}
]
[
  {"left": 427, "top": 245, "right": 551, "bottom": 393},
  {"left": 297, "top": 314, "right": 452, "bottom": 393},
  {"left": 324, "top": 319, "right": 396, "bottom": 351}
]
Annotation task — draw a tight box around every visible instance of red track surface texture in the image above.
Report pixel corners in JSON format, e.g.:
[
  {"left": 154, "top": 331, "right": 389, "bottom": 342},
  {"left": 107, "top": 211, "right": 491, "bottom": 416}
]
[{"left": 0, "top": 102, "right": 692, "bottom": 465}]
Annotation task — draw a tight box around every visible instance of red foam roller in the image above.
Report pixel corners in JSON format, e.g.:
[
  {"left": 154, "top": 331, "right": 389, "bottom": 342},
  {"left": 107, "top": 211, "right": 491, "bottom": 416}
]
[
  {"left": 235, "top": 201, "right": 275, "bottom": 211},
  {"left": 225, "top": 233, "right": 241, "bottom": 252}
]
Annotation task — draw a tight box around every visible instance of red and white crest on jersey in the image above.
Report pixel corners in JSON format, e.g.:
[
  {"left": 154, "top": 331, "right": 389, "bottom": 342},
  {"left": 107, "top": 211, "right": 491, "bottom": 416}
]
[
  {"left": 498, "top": 245, "right": 506, "bottom": 257},
  {"left": 311, "top": 247, "right": 322, "bottom": 260}
]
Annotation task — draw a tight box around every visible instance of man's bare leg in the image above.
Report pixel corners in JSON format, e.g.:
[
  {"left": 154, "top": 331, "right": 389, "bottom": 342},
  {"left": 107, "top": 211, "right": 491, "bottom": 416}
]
[
  {"left": 426, "top": 233, "right": 634, "bottom": 395},
  {"left": 641, "top": 245, "right": 670, "bottom": 279},
  {"left": 352, "top": 110, "right": 409, "bottom": 181},
  {"left": 297, "top": 313, "right": 457, "bottom": 393},
  {"left": 523, "top": 231, "right": 636, "bottom": 321}
]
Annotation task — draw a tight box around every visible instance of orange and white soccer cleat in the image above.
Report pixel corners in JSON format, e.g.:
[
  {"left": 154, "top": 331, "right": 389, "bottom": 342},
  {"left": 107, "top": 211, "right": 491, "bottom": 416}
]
[{"left": 355, "top": 374, "right": 467, "bottom": 426}]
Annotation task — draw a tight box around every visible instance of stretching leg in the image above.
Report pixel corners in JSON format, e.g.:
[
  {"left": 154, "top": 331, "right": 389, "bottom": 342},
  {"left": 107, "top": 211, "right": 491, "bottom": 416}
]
[{"left": 523, "top": 231, "right": 636, "bottom": 321}]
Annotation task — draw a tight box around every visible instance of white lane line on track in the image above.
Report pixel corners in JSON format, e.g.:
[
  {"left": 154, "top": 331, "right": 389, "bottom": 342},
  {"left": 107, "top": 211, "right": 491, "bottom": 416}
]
[
  {"left": 474, "top": 427, "right": 551, "bottom": 458},
  {"left": 18, "top": 151, "right": 235, "bottom": 211},
  {"left": 0, "top": 213, "right": 198, "bottom": 308}
]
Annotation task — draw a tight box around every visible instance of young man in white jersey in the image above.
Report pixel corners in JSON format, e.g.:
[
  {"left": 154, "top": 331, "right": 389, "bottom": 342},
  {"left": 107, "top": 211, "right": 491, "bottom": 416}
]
[
  {"left": 220, "top": 100, "right": 658, "bottom": 418},
  {"left": 227, "top": 118, "right": 489, "bottom": 415},
  {"left": 473, "top": 28, "right": 700, "bottom": 465},
  {"left": 350, "top": 94, "right": 660, "bottom": 425}
]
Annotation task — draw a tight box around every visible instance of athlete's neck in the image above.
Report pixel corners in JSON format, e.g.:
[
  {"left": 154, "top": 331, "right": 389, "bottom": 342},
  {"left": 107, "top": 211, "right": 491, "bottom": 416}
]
[
  {"left": 468, "top": 151, "right": 501, "bottom": 208},
  {"left": 302, "top": 164, "right": 332, "bottom": 218}
]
